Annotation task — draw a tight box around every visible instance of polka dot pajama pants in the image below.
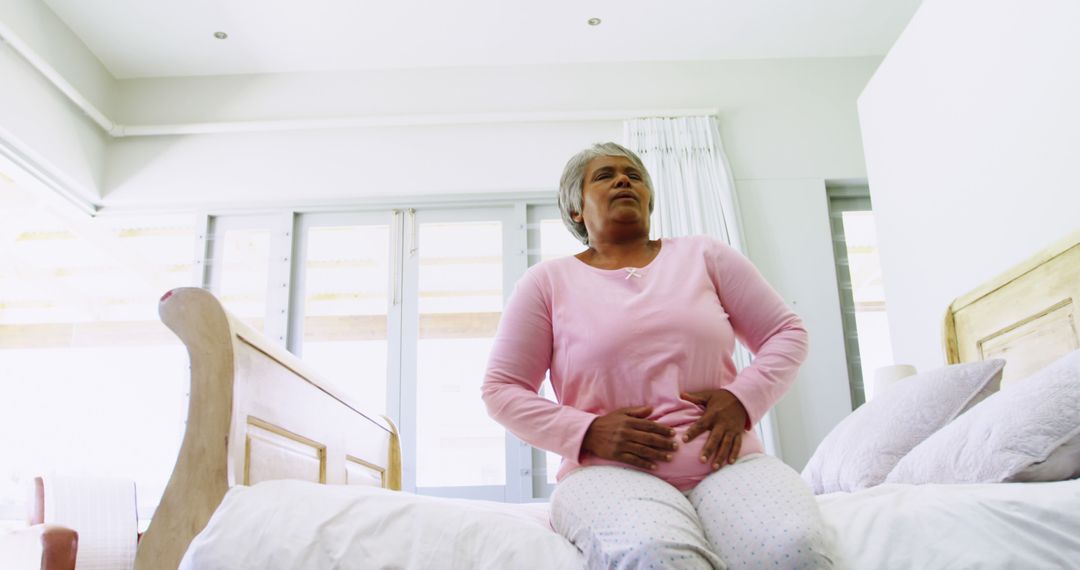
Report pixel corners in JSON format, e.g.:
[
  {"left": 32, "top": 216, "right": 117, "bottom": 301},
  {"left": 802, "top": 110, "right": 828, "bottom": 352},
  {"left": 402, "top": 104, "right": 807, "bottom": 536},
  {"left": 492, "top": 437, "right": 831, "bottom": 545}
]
[{"left": 550, "top": 454, "right": 834, "bottom": 569}]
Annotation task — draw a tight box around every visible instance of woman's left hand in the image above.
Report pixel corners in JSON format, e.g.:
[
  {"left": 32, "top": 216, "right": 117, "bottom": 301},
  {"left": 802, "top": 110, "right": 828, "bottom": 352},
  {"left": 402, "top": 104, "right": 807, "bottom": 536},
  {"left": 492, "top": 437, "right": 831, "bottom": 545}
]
[{"left": 681, "top": 389, "right": 749, "bottom": 470}]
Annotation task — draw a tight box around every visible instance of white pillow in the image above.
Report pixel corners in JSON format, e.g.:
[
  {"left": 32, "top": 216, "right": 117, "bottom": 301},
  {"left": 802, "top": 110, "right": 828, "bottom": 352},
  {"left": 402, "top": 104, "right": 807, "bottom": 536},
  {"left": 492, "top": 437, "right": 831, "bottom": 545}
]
[
  {"left": 801, "top": 359, "right": 1005, "bottom": 494},
  {"left": 887, "top": 350, "right": 1080, "bottom": 485},
  {"left": 180, "top": 480, "right": 584, "bottom": 570}
]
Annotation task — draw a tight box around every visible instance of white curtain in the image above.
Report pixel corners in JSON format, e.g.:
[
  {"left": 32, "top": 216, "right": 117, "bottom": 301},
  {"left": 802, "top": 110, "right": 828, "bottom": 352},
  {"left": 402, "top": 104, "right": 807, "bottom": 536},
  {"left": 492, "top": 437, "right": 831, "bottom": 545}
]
[
  {"left": 623, "top": 116, "right": 744, "bottom": 250},
  {"left": 623, "top": 115, "right": 783, "bottom": 459}
]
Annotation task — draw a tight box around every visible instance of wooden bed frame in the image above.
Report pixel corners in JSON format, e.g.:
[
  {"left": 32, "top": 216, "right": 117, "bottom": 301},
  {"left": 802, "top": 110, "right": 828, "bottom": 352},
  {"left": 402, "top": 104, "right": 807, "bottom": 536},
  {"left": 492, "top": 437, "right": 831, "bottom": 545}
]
[
  {"left": 134, "top": 288, "right": 402, "bottom": 570},
  {"left": 944, "top": 230, "right": 1080, "bottom": 386},
  {"left": 134, "top": 230, "right": 1080, "bottom": 569}
]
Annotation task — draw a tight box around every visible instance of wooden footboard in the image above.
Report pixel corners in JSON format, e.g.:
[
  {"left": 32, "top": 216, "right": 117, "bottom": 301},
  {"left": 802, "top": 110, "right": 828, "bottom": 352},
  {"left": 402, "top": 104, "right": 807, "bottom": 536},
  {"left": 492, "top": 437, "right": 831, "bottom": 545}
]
[{"left": 135, "top": 287, "right": 402, "bottom": 570}]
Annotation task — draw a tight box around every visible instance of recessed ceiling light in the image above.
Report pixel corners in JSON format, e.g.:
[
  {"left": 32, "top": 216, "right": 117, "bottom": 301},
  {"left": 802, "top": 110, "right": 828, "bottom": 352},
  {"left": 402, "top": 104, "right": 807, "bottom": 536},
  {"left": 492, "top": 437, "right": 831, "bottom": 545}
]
[
  {"left": 587, "top": 18, "right": 602, "bottom": 26},
  {"left": 214, "top": 31, "right": 228, "bottom": 40}
]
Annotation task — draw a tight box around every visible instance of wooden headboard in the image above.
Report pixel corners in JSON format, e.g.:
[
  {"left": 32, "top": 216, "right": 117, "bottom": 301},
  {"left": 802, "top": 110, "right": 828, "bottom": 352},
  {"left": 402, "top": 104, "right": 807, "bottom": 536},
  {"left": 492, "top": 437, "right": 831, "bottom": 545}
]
[
  {"left": 134, "top": 287, "right": 402, "bottom": 570},
  {"left": 944, "top": 230, "right": 1080, "bottom": 386}
]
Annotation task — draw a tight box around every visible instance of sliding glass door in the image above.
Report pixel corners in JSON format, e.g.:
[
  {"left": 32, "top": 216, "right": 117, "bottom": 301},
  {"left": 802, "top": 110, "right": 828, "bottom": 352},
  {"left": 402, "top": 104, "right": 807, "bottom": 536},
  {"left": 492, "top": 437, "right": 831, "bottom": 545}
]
[
  {"left": 206, "top": 200, "right": 576, "bottom": 502},
  {"left": 401, "top": 208, "right": 517, "bottom": 498},
  {"left": 288, "top": 212, "right": 395, "bottom": 411}
]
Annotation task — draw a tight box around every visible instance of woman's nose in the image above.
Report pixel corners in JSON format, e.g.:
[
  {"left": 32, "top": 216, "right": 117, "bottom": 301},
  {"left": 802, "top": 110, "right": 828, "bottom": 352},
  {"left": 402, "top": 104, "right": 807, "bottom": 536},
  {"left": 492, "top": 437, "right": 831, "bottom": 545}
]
[{"left": 613, "top": 173, "right": 631, "bottom": 186}]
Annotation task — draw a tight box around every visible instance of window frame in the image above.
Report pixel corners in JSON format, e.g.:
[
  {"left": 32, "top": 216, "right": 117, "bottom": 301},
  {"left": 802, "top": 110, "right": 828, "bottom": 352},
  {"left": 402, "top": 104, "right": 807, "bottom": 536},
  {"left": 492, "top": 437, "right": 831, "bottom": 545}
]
[
  {"left": 202, "top": 213, "right": 295, "bottom": 345},
  {"left": 826, "top": 184, "right": 874, "bottom": 409},
  {"left": 286, "top": 210, "right": 400, "bottom": 416},
  {"left": 203, "top": 197, "right": 559, "bottom": 502},
  {"left": 401, "top": 205, "right": 525, "bottom": 499}
]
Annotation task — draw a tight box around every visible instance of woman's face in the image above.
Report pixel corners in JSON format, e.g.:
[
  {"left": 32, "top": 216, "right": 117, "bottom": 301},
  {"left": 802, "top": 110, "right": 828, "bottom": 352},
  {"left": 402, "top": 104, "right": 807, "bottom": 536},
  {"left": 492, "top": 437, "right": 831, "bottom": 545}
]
[{"left": 574, "top": 155, "right": 651, "bottom": 242}]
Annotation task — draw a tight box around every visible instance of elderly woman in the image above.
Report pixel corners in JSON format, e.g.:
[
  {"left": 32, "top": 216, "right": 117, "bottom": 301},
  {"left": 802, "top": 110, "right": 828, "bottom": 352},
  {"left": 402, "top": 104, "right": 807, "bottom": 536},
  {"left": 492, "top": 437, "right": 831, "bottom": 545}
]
[{"left": 481, "top": 142, "right": 833, "bottom": 568}]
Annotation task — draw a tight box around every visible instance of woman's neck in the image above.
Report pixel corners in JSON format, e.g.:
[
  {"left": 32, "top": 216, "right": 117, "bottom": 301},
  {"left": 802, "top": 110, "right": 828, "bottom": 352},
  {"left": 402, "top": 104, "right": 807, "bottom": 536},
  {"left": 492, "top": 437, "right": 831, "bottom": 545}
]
[{"left": 577, "top": 236, "right": 661, "bottom": 270}]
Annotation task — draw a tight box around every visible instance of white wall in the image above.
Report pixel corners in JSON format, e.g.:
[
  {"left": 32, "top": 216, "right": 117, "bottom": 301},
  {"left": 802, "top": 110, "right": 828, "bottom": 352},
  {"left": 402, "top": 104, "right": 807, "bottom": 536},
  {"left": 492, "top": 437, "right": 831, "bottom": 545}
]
[
  {"left": 859, "top": 0, "right": 1080, "bottom": 372},
  {"left": 102, "top": 58, "right": 876, "bottom": 205},
  {"left": 102, "top": 121, "right": 620, "bottom": 207},
  {"left": 0, "top": 42, "right": 107, "bottom": 203},
  {"left": 0, "top": 0, "right": 116, "bottom": 112},
  {"left": 738, "top": 179, "right": 853, "bottom": 469},
  {"left": 0, "top": 0, "right": 114, "bottom": 204}
]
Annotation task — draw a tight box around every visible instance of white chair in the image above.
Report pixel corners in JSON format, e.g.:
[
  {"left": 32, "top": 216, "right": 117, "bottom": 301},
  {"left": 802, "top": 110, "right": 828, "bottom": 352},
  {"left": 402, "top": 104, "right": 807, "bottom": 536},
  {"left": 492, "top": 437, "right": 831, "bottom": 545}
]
[{"left": 25, "top": 476, "right": 138, "bottom": 570}]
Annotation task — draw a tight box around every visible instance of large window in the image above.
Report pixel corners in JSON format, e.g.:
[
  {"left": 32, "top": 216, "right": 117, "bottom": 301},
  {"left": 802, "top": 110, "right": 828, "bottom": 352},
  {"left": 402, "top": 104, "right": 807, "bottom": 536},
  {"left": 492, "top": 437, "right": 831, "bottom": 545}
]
[
  {"left": 413, "top": 215, "right": 507, "bottom": 490},
  {"left": 827, "top": 186, "right": 895, "bottom": 408},
  {"left": 1, "top": 182, "right": 583, "bottom": 525},
  {"left": 290, "top": 213, "right": 392, "bottom": 409},
  {"left": 204, "top": 214, "right": 292, "bottom": 343},
  {"left": 0, "top": 177, "right": 197, "bottom": 525},
  {"left": 206, "top": 201, "right": 571, "bottom": 502}
]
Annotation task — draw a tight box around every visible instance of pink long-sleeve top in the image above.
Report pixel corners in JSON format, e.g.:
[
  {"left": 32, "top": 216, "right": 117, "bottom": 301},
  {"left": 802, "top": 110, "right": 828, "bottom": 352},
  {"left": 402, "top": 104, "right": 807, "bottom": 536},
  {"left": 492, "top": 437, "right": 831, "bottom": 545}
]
[{"left": 481, "top": 235, "right": 808, "bottom": 490}]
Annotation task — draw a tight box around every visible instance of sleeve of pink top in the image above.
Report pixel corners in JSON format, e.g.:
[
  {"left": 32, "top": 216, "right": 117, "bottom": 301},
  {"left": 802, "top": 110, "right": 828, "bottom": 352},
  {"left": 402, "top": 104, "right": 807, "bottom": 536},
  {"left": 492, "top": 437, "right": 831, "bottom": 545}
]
[
  {"left": 706, "top": 240, "right": 810, "bottom": 430},
  {"left": 481, "top": 268, "right": 599, "bottom": 462}
]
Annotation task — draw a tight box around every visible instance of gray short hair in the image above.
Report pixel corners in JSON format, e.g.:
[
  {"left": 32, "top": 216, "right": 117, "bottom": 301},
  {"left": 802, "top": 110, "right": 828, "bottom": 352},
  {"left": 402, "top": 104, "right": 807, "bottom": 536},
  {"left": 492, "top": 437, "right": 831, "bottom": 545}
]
[{"left": 557, "top": 142, "right": 654, "bottom": 245}]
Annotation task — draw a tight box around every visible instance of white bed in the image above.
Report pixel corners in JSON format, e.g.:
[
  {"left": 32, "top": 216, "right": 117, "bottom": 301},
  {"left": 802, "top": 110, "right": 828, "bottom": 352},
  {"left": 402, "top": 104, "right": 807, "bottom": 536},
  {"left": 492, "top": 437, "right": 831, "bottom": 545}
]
[
  {"left": 178, "top": 477, "right": 1080, "bottom": 569},
  {"left": 135, "top": 231, "right": 1080, "bottom": 569}
]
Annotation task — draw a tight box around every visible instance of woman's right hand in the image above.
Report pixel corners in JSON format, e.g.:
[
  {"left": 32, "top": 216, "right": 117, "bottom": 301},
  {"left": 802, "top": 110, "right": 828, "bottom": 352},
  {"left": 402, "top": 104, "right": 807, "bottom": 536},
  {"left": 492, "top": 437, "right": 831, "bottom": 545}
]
[{"left": 581, "top": 406, "right": 678, "bottom": 470}]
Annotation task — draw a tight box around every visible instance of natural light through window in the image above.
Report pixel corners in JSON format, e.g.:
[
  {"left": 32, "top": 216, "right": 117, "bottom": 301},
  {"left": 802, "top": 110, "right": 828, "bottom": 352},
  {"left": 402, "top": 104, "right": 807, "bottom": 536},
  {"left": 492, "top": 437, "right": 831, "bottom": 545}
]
[
  {"left": 840, "top": 211, "right": 894, "bottom": 385},
  {"left": 216, "top": 229, "right": 271, "bottom": 332},
  {"left": 415, "top": 221, "right": 505, "bottom": 488},
  {"left": 0, "top": 177, "right": 195, "bottom": 523},
  {"left": 1, "top": 196, "right": 590, "bottom": 509},
  {"left": 300, "top": 224, "right": 390, "bottom": 407}
]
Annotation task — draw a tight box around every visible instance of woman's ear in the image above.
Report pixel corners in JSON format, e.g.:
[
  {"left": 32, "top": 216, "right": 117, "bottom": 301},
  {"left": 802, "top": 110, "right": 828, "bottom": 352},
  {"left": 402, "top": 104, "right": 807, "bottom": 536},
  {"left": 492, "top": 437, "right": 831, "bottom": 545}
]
[{"left": 571, "top": 211, "right": 583, "bottom": 223}]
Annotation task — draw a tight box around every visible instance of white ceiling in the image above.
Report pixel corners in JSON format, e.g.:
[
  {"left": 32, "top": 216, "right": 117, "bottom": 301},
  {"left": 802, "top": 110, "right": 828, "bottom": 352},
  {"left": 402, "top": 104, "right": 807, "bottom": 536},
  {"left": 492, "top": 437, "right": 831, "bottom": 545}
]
[{"left": 43, "top": 0, "right": 922, "bottom": 79}]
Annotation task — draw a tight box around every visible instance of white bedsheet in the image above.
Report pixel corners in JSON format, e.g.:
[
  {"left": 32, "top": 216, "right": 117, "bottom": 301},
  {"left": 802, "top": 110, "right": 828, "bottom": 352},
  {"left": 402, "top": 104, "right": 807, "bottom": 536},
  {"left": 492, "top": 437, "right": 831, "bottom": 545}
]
[
  {"left": 180, "top": 482, "right": 583, "bottom": 570},
  {"left": 818, "top": 479, "right": 1080, "bottom": 568},
  {"left": 180, "top": 478, "right": 1080, "bottom": 569}
]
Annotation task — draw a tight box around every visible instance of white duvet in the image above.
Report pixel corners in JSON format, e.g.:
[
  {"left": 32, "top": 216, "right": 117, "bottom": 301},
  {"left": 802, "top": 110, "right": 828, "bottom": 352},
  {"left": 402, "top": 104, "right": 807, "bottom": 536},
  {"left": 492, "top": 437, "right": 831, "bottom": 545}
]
[
  {"left": 818, "top": 480, "right": 1080, "bottom": 568},
  {"left": 181, "top": 478, "right": 1080, "bottom": 569}
]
